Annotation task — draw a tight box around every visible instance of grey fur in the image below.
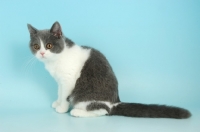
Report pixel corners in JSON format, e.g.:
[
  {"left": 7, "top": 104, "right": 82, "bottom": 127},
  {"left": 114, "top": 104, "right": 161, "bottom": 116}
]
[
  {"left": 87, "top": 102, "right": 110, "bottom": 113},
  {"left": 27, "top": 24, "right": 38, "bottom": 34},
  {"left": 27, "top": 21, "right": 191, "bottom": 119},
  {"left": 27, "top": 23, "right": 74, "bottom": 54},
  {"left": 50, "top": 21, "right": 62, "bottom": 38},
  {"left": 110, "top": 103, "right": 191, "bottom": 119},
  {"left": 69, "top": 47, "right": 120, "bottom": 104}
]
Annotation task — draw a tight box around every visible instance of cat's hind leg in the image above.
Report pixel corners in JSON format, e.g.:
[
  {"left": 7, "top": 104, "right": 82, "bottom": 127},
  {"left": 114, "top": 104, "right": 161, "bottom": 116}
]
[
  {"left": 70, "top": 108, "right": 108, "bottom": 117},
  {"left": 70, "top": 102, "right": 110, "bottom": 117}
]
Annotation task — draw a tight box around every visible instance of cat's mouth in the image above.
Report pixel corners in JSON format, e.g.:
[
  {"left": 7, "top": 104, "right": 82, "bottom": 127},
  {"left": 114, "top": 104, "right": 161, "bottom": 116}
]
[{"left": 40, "top": 55, "right": 46, "bottom": 59}]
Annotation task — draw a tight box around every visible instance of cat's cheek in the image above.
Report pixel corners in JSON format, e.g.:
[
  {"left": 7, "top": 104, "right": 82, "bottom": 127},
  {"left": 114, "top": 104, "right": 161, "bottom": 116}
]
[
  {"left": 45, "top": 52, "right": 55, "bottom": 59},
  {"left": 43, "top": 53, "right": 50, "bottom": 58},
  {"left": 34, "top": 53, "right": 40, "bottom": 59}
]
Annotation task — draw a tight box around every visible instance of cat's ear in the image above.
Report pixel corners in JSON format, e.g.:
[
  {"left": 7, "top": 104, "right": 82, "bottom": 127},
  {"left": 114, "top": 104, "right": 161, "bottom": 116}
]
[
  {"left": 50, "top": 21, "right": 62, "bottom": 38},
  {"left": 27, "top": 24, "right": 38, "bottom": 34}
]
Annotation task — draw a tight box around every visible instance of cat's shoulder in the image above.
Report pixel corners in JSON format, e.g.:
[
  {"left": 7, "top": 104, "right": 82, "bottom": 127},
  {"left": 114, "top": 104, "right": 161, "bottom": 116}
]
[{"left": 80, "top": 45, "right": 109, "bottom": 65}]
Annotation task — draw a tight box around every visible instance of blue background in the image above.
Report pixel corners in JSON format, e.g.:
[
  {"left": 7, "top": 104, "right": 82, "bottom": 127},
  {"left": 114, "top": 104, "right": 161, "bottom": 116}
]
[{"left": 0, "top": 0, "right": 200, "bottom": 132}]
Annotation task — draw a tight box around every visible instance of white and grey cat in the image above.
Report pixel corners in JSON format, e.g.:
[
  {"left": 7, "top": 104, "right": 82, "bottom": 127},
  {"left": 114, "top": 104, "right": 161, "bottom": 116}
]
[{"left": 27, "top": 21, "right": 191, "bottom": 118}]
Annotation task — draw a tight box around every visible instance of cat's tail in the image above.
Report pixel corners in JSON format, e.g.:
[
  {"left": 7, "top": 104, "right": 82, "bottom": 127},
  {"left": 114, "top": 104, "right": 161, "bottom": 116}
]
[{"left": 109, "top": 102, "right": 191, "bottom": 119}]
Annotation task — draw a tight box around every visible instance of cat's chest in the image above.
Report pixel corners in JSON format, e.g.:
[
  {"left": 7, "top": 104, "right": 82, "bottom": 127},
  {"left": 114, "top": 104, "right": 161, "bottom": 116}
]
[
  {"left": 44, "top": 59, "right": 73, "bottom": 80},
  {"left": 44, "top": 47, "right": 91, "bottom": 82},
  {"left": 45, "top": 62, "right": 61, "bottom": 78}
]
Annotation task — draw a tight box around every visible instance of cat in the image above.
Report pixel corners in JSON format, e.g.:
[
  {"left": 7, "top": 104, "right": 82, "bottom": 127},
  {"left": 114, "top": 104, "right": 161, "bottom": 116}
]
[{"left": 27, "top": 21, "right": 191, "bottom": 118}]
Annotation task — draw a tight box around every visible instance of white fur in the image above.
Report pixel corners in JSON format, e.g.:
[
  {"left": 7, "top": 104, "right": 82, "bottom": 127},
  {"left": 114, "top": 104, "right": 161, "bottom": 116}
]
[
  {"left": 70, "top": 109, "right": 108, "bottom": 117},
  {"left": 70, "top": 101, "right": 120, "bottom": 117},
  {"left": 37, "top": 38, "right": 91, "bottom": 113}
]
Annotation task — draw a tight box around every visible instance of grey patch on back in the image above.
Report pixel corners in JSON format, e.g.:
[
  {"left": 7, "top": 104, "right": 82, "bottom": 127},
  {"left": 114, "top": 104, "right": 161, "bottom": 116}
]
[
  {"left": 87, "top": 102, "right": 111, "bottom": 114},
  {"left": 69, "top": 47, "right": 120, "bottom": 104}
]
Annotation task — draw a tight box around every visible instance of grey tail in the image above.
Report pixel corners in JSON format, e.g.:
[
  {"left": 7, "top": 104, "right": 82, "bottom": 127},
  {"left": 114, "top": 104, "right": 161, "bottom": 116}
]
[{"left": 109, "top": 103, "right": 191, "bottom": 119}]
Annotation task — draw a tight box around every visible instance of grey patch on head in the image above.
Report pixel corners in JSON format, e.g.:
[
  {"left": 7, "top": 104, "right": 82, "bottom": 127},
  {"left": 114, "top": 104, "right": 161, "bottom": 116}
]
[
  {"left": 50, "top": 21, "right": 62, "bottom": 38},
  {"left": 64, "top": 37, "right": 74, "bottom": 47},
  {"left": 27, "top": 24, "right": 38, "bottom": 34},
  {"left": 86, "top": 102, "right": 111, "bottom": 114},
  {"left": 27, "top": 22, "right": 74, "bottom": 55},
  {"left": 69, "top": 47, "right": 120, "bottom": 105}
]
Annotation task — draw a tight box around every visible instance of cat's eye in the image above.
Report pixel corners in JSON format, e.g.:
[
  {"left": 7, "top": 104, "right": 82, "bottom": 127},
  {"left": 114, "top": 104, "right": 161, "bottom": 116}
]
[
  {"left": 33, "top": 44, "right": 40, "bottom": 50},
  {"left": 46, "top": 43, "right": 53, "bottom": 49}
]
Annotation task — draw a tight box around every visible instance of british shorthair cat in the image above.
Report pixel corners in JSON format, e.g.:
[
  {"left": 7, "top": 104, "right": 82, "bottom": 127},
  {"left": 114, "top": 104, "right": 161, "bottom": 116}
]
[{"left": 27, "top": 21, "right": 191, "bottom": 118}]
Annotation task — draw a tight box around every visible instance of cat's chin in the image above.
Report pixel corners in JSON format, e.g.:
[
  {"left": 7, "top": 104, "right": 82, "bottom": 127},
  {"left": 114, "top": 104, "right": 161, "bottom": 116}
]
[
  {"left": 37, "top": 56, "right": 57, "bottom": 63},
  {"left": 37, "top": 56, "right": 48, "bottom": 62}
]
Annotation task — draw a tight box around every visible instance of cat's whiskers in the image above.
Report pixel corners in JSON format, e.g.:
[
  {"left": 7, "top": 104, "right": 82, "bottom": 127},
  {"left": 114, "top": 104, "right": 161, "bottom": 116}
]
[
  {"left": 21, "top": 56, "right": 33, "bottom": 76},
  {"left": 22, "top": 56, "right": 37, "bottom": 77}
]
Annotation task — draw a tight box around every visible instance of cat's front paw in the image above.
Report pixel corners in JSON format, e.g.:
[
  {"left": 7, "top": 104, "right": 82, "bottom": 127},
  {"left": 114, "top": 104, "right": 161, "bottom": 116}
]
[
  {"left": 55, "top": 105, "right": 68, "bottom": 113},
  {"left": 52, "top": 101, "right": 59, "bottom": 108}
]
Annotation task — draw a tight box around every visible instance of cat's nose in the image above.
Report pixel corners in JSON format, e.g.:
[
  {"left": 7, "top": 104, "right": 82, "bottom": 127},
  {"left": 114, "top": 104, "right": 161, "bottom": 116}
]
[{"left": 40, "top": 52, "right": 45, "bottom": 56}]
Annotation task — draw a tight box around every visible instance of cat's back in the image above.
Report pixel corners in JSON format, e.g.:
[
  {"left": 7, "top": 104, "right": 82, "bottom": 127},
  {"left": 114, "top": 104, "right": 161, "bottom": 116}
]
[
  {"left": 81, "top": 46, "right": 115, "bottom": 76},
  {"left": 70, "top": 46, "right": 120, "bottom": 104}
]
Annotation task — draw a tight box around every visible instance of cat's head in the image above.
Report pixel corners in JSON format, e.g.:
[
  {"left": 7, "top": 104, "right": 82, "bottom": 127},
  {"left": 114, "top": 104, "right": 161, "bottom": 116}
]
[{"left": 27, "top": 22, "right": 67, "bottom": 62}]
